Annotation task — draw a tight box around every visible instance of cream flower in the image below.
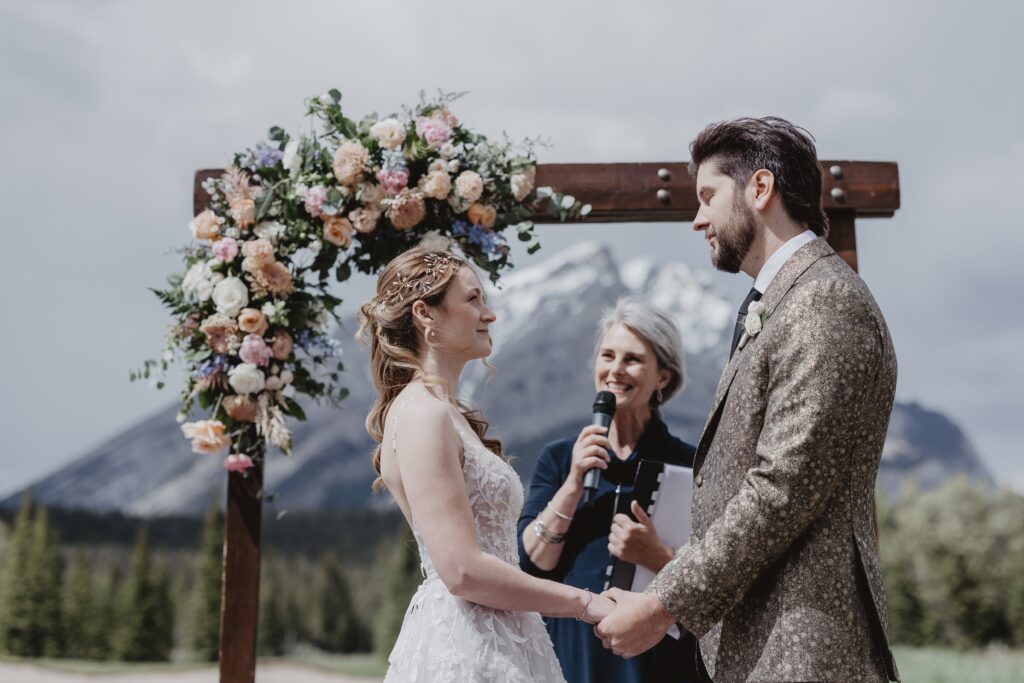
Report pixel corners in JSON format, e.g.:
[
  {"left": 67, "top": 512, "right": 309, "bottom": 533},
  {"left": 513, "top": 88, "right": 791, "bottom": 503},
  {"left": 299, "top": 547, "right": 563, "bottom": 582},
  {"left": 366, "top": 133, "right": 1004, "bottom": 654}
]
[
  {"left": 322, "top": 216, "right": 355, "bottom": 248},
  {"left": 744, "top": 301, "right": 767, "bottom": 337},
  {"left": 455, "top": 170, "right": 483, "bottom": 202},
  {"left": 333, "top": 140, "right": 370, "bottom": 186},
  {"left": 510, "top": 166, "right": 537, "bottom": 201},
  {"left": 228, "top": 363, "right": 266, "bottom": 395},
  {"left": 181, "top": 420, "right": 232, "bottom": 454},
  {"left": 419, "top": 170, "right": 452, "bottom": 200},
  {"left": 241, "top": 238, "right": 275, "bottom": 268},
  {"left": 212, "top": 276, "right": 249, "bottom": 317},
  {"left": 349, "top": 208, "right": 381, "bottom": 234},
  {"left": 370, "top": 118, "right": 406, "bottom": 151},
  {"left": 190, "top": 209, "right": 224, "bottom": 241}
]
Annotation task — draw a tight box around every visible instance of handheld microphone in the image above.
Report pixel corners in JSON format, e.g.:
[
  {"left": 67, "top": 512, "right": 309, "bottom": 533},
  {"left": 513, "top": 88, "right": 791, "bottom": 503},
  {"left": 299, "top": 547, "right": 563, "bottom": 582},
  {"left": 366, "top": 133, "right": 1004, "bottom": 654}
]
[{"left": 582, "top": 390, "right": 616, "bottom": 506}]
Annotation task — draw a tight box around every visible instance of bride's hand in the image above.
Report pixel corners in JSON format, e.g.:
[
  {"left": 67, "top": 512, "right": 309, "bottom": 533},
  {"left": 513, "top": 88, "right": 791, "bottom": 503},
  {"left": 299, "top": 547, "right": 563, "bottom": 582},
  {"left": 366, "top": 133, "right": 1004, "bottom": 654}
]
[{"left": 581, "top": 591, "right": 616, "bottom": 624}]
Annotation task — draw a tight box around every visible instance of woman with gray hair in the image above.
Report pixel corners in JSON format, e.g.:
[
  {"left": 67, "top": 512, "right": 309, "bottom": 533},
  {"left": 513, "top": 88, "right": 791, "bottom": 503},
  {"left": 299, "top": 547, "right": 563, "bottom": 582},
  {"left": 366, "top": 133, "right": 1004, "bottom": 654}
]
[{"left": 518, "top": 296, "right": 698, "bottom": 682}]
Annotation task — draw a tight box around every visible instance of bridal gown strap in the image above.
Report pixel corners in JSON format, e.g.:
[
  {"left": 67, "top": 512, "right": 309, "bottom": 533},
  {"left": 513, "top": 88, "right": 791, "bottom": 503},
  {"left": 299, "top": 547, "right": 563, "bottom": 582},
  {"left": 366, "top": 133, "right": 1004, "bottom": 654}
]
[{"left": 383, "top": 400, "right": 566, "bottom": 683}]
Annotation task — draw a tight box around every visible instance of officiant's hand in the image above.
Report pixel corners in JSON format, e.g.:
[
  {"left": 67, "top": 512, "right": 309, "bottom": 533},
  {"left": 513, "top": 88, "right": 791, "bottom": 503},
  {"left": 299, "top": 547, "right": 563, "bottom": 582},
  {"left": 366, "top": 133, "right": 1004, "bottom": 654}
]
[
  {"left": 567, "top": 425, "right": 612, "bottom": 491},
  {"left": 608, "top": 500, "right": 675, "bottom": 572},
  {"left": 594, "top": 588, "right": 676, "bottom": 658}
]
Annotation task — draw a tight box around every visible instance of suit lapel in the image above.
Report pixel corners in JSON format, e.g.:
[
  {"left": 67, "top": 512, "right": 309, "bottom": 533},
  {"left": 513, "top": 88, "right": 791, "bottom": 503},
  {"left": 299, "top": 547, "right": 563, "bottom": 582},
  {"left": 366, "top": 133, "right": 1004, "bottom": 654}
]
[{"left": 692, "top": 238, "right": 836, "bottom": 474}]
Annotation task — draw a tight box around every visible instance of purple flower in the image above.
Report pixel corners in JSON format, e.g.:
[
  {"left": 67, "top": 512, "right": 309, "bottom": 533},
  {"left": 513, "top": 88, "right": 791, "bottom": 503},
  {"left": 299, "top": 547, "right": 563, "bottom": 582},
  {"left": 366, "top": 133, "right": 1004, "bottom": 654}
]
[
  {"left": 251, "top": 144, "right": 283, "bottom": 169},
  {"left": 193, "top": 354, "right": 227, "bottom": 379}
]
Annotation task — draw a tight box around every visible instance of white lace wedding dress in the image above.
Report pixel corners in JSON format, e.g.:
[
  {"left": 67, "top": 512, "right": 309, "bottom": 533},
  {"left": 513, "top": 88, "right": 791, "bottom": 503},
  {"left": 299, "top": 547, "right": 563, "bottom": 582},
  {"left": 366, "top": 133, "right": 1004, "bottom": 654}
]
[{"left": 383, "top": 403, "right": 566, "bottom": 683}]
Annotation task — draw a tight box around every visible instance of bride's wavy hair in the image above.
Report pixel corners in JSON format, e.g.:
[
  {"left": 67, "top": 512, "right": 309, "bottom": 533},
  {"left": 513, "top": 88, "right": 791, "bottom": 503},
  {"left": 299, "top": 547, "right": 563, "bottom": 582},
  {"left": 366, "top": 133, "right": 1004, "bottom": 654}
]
[{"left": 357, "top": 247, "right": 504, "bottom": 492}]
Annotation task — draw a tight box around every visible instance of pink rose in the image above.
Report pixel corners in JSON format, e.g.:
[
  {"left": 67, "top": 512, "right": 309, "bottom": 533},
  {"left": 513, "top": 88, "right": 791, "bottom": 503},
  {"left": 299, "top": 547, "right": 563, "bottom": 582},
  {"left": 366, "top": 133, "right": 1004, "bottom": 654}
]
[
  {"left": 415, "top": 117, "right": 452, "bottom": 148},
  {"left": 222, "top": 454, "right": 254, "bottom": 473},
  {"left": 212, "top": 237, "right": 239, "bottom": 262},
  {"left": 304, "top": 185, "right": 328, "bottom": 217},
  {"left": 239, "top": 334, "right": 272, "bottom": 367},
  {"left": 181, "top": 420, "right": 232, "bottom": 454},
  {"left": 375, "top": 168, "right": 410, "bottom": 194}
]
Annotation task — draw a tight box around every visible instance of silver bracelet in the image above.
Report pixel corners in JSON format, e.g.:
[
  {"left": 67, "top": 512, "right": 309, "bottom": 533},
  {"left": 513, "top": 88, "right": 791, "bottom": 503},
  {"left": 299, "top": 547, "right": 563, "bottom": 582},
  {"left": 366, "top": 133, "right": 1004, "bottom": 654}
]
[
  {"left": 575, "top": 588, "right": 592, "bottom": 622},
  {"left": 546, "top": 501, "right": 574, "bottom": 522},
  {"left": 533, "top": 519, "right": 565, "bottom": 544}
]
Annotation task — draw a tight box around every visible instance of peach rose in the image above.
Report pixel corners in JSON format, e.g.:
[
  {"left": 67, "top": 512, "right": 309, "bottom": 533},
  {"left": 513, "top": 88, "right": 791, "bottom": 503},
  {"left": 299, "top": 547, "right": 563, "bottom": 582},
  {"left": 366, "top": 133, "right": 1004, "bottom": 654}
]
[
  {"left": 241, "top": 238, "right": 275, "bottom": 267},
  {"left": 455, "top": 170, "right": 484, "bottom": 203},
  {"left": 349, "top": 207, "right": 381, "bottom": 234},
  {"left": 386, "top": 189, "right": 426, "bottom": 230},
  {"left": 271, "top": 330, "right": 293, "bottom": 360},
  {"left": 333, "top": 140, "right": 369, "bottom": 186},
  {"left": 229, "top": 198, "right": 256, "bottom": 229},
  {"left": 237, "top": 308, "right": 268, "bottom": 335},
  {"left": 223, "top": 395, "right": 257, "bottom": 422},
  {"left": 467, "top": 203, "right": 497, "bottom": 229},
  {"left": 181, "top": 420, "right": 232, "bottom": 454},
  {"left": 419, "top": 170, "right": 452, "bottom": 200},
  {"left": 190, "top": 210, "right": 224, "bottom": 241},
  {"left": 322, "top": 216, "right": 354, "bottom": 248}
]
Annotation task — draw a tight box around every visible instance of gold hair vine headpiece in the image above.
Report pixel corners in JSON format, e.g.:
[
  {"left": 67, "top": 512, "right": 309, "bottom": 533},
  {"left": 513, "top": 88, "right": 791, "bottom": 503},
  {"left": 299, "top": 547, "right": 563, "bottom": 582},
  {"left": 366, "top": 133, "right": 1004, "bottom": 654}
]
[{"left": 378, "top": 252, "right": 463, "bottom": 311}]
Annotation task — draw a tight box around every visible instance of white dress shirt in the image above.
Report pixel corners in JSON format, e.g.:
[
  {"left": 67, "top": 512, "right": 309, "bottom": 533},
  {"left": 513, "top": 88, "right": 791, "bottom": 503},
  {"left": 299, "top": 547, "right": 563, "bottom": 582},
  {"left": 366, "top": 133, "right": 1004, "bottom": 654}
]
[{"left": 753, "top": 229, "right": 817, "bottom": 294}]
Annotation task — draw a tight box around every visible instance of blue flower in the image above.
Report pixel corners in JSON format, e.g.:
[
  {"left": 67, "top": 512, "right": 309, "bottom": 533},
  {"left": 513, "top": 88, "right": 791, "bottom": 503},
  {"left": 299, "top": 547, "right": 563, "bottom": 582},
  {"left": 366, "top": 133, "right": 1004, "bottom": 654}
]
[
  {"left": 251, "top": 144, "right": 283, "bottom": 169},
  {"left": 451, "top": 220, "right": 470, "bottom": 237},
  {"left": 193, "top": 354, "right": 227, "bottom": 379}
]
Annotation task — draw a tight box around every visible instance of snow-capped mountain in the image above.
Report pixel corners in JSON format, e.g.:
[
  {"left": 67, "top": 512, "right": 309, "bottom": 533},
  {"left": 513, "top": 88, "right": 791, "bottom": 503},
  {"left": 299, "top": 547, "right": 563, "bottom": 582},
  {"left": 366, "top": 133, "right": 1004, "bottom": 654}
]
[{"left": 4, "top": 243, "right": 992, "bottom": 515}]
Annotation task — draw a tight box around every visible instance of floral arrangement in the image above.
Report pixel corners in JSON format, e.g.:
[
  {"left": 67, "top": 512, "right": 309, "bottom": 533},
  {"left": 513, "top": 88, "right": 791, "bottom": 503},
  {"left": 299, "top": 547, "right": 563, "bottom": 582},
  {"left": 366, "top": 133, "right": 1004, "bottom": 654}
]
[{"left": 132, "top": 89, "right": 588, "bottom": 475}]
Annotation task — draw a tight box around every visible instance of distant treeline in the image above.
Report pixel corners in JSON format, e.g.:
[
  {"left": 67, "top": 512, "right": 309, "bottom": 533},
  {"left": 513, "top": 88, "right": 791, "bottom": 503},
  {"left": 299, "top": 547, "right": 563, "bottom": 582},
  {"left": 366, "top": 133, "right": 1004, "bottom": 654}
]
[
  {"left": 0, "top": 494, "right": 419, "bottom": 662},
  {"left": 0, "top": 502, "right": 404, "bottom": 561}
]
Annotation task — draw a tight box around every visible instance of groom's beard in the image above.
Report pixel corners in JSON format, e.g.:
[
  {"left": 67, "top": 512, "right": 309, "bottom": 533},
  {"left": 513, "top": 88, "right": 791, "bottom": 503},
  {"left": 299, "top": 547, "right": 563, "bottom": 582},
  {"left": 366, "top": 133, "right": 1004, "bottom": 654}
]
[{"left": 711, "top": 195, "right": 757, "bottom": 274}]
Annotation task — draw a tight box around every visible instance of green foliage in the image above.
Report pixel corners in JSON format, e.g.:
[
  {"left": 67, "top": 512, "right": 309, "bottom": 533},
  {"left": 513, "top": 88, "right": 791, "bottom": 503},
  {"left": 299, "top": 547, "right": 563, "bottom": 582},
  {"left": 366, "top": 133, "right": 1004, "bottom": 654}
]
[
  {"left": 113, "top": 529, "right": 173, "bottom": 661},
  {"left": 881, "top": 477, "right": 1024, "bottom": 648},
  {"left": 317, "top": 553, "right": 371, "bottom": 653},
  {"left": 374, "top": 525, "right": 421, "bottom": 657},
  {"left": 189, "top": 504, "right": 223, "bottom": 661}
]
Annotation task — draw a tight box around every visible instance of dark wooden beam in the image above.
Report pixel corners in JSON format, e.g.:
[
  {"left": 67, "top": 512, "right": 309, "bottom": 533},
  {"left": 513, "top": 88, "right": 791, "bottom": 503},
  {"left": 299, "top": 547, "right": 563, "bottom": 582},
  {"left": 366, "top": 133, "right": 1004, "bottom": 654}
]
[
  {"left": 193, "top": 160, "right": 899, "bottom": 223},
  {"left": 218, "top": 467, "right": 263, "bottom": 683}
]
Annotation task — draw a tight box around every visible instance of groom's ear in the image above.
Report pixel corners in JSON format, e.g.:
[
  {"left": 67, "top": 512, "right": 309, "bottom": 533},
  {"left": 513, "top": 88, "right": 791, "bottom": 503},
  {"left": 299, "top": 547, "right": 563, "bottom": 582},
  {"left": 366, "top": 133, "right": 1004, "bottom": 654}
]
[{"left": 750, "top": 169, "right": 776, "bottom": 211}]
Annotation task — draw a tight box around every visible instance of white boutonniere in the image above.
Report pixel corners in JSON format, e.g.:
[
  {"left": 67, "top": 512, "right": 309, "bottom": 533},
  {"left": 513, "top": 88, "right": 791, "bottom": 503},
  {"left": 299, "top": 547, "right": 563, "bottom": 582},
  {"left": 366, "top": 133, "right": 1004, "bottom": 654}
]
[{"left": 737, "top": 301, "right": 768, "bottom": 351}]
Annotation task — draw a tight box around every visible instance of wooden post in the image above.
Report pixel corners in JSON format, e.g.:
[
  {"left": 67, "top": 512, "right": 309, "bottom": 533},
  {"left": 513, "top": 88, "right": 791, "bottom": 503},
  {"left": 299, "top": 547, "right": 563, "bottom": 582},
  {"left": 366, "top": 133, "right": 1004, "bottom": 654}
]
[{"left": 219, "top": 464, "right": 263, "bottom": 683}]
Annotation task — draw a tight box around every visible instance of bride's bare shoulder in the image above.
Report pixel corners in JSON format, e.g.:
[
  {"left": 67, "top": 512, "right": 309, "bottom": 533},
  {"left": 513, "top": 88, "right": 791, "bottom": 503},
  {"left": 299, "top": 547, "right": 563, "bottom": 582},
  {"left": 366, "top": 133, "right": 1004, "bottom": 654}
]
[{"left": 389, "top": 385, "right": 456, "bottom": 440}]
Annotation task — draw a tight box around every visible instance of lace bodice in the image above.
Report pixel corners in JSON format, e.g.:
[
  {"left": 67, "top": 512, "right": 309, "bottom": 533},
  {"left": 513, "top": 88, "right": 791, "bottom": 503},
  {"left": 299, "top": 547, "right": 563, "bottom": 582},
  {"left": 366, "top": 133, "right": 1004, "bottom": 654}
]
[{"left": 384, "top": 397, "right": 565, "bottom": 682}]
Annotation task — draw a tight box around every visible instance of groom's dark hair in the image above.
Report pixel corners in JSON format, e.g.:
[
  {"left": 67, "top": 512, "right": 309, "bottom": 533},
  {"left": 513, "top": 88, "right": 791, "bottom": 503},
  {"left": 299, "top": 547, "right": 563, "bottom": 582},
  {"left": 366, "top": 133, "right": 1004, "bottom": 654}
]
[{"left": 689, "top": 117, "right": 829, "bottom": 236}]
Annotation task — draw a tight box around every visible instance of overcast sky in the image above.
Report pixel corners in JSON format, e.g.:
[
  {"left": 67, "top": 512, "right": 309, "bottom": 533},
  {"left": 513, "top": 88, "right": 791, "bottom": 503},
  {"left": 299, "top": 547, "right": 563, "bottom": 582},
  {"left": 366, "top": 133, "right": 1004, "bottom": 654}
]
[{"left": 1, "top": 0, "right": 1022, "bottom": 497}]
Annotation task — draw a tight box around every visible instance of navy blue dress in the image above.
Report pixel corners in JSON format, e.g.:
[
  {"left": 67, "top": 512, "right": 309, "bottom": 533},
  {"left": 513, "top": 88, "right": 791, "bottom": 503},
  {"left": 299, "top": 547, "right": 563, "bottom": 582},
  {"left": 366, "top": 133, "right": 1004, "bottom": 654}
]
[{"left": 517, "top": 416, "right": 699, "bottom": 683}]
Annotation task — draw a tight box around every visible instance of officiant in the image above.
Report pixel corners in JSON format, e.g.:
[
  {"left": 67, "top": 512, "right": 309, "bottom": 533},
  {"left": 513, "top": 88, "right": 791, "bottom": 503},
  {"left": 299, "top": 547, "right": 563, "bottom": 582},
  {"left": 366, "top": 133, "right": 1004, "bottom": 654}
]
[{"left": 518, "top": 297, "right": 698, "bottom": 683}]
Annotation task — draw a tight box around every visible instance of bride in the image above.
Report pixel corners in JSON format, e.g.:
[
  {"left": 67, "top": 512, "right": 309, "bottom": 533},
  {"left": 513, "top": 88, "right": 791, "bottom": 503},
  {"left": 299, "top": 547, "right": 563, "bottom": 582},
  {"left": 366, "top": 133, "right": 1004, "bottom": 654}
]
[{"left": 357, "top": 248, "right": 615, "bottom": 682}]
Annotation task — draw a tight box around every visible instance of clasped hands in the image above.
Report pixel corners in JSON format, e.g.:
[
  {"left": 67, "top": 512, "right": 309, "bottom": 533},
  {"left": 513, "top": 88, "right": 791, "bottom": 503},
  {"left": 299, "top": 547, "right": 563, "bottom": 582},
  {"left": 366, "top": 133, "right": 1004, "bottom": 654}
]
[{"left": 590, "top": 587, "right": 676, "bottom": 658}]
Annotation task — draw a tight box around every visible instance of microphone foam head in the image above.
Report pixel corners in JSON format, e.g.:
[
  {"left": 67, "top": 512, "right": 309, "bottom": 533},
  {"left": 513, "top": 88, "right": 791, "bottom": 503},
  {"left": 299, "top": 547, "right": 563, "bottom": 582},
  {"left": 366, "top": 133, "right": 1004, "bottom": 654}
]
[{"left": 593, "top": 390, "right": 616, "bottom": 417}]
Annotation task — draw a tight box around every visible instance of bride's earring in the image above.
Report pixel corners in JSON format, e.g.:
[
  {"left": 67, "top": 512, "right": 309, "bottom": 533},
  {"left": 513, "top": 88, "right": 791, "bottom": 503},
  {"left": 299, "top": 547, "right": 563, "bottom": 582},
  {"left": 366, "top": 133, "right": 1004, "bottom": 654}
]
[{"left": 426, "top": 327, "right": 437, "bottom": 342}]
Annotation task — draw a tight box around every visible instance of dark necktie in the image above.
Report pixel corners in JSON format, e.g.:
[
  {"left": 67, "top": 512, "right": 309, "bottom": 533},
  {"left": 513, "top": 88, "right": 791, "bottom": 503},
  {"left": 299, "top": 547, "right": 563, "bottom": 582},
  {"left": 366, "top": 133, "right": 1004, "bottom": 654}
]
[{"left": 729, "top": 287, "right": 763, "bottom": 358}]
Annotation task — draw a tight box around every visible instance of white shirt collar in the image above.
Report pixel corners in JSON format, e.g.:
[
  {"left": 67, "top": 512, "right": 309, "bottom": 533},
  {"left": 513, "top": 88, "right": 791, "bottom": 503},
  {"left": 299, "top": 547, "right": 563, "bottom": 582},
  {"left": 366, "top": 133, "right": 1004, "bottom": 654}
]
[{"left": 753, "top": 229, "right": 817, "bottom": 294}]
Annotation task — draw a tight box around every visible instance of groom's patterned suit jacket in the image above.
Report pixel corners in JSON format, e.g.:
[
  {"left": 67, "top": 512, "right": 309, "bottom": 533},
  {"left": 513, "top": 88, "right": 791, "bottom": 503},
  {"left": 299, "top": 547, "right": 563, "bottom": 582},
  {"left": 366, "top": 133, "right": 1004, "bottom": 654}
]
[{"left": 646, "top": 238, "right": 900, "bottom": 682}]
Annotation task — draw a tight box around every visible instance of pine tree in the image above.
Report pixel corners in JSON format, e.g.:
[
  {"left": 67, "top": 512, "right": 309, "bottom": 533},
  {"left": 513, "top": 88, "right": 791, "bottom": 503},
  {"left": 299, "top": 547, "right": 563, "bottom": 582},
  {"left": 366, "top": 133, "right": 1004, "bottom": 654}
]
[
  {"left": 63, "top": 559, "right": 97, "bottom": 659},
  {"left": 317, "top": 553, "right": 370, "bottom": 653},
  {"left": 31, "top": 505, "right": 65, "bottom": 657},
  {"left": 257, "top": 559, "right": 286, "bottom": 657},
  {"left": 374, "top": 526, "right": 421, "bottom": 656},
  {"left": 114, "top": 529, "right": 172, "bottom": 661},
  {"left": 0, "top": 492, "right": 34, "bottom": 655},
  {"left": 150, "top": 566, "right": 175, "bottom": 661},
  {"left": 189, "top": 503, "right": 223, "bottom": 661}
]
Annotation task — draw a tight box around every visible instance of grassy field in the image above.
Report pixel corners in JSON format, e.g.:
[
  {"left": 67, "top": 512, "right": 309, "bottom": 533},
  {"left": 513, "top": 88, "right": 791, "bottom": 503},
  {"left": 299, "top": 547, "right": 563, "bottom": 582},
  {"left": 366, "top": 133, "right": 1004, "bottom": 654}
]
[{"left": 4, "top": 647, "right": 1023, "bottom": 682}]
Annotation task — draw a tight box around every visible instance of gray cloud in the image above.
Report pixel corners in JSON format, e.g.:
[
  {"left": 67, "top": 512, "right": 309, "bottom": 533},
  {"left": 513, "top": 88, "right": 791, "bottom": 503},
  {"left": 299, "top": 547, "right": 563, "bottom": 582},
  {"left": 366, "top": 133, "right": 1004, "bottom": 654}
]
[{"left": 1, "top": 0, "right": 1021, "bottom": 495}]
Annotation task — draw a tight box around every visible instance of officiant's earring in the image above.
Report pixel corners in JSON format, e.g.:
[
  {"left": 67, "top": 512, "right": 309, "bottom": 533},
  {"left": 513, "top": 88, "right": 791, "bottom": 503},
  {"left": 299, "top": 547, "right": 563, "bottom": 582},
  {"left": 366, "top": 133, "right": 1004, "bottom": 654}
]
[{"left": 656, "top": 388, "right": 664, "bottom": 404}]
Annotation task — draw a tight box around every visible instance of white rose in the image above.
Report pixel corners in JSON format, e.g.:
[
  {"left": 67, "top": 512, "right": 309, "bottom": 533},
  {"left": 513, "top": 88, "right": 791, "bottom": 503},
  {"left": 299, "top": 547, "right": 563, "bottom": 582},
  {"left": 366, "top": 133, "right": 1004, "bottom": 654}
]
[
  {"left": 447, "top": 159, "right": 460, "bottom": 173},
  {"left": 745, "top": 309, "right": 761, "bottom": 335},
  {"left": 282, "top": 140, "right": 301, "bottom": 177},
  {"left": 280, "top": 369, "right": 294, "bottom": 385},
  {"left": 254, "top": 221, "right": 286, "bottom": 242},
  {"left": 182, "top": 262, "right": 212, "bottom": 296},
  {"left": 212, "top": 276, "right": 249, "bottom": 317},
  {"left": 440, "top": 143, "right": 456, "bottom": 159},
  {"left": 194, "top": 279, "right": 214, "bottom": 302},
  {"left": 228, "top": 363, "right": 266, "bottom": 395},
  {"left": 370, "top": 118, "right": 406, "bottom": 150}
]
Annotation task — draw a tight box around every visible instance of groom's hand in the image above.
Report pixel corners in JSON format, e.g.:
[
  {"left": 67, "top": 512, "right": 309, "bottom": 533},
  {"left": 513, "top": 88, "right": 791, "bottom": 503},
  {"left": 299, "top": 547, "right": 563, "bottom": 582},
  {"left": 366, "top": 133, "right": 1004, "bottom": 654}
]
[{"left": 594, "top": 588, "right": 676, "bottom": 658}]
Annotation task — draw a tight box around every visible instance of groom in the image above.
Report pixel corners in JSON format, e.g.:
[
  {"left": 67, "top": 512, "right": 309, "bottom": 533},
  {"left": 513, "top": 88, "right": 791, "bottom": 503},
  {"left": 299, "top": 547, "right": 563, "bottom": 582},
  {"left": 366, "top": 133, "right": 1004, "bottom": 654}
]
[{"left": 595, "top": 117, "right": 900, "bottom": 682}]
